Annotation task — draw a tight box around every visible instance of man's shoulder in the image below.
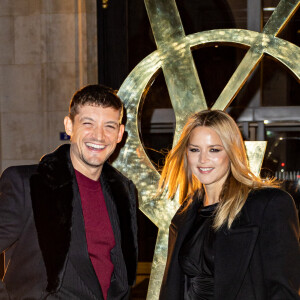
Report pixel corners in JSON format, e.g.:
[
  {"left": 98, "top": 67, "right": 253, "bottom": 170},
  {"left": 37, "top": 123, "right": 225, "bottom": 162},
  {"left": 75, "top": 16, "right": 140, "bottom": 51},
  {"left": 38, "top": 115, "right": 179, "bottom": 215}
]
[
  {"left": 1, "top": 145, "right": 70, "bottom": 184},
  {"left": 1, "top": 164, "right": 38, "bottom": 179}
]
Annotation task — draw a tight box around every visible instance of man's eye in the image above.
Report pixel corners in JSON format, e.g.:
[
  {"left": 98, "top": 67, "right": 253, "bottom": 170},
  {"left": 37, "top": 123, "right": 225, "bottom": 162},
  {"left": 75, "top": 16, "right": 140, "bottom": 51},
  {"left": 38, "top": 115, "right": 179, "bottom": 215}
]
[
  {"left": 106, "top": 125, "right": 116, "bottom": 130},
  {"left": 83, "top": 122, "right": 92, "bottom": 125}
]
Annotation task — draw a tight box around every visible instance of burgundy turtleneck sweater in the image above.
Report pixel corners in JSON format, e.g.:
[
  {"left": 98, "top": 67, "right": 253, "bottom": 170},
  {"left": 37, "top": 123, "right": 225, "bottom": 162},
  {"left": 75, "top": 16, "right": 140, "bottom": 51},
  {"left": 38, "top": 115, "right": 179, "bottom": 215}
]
[{"left": 75, "top": 170, "right": 115, "bottom": 300}]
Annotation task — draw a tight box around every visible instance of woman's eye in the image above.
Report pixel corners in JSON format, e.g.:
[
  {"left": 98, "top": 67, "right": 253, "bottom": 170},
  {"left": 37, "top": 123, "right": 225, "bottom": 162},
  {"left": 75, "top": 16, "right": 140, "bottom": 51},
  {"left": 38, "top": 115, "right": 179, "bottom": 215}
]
[
  {"left": 189, "top": 148, "right": 199, "bottom": 152},
  {"left": 210, "top": 148, "right": 220, "bottom": 152}
]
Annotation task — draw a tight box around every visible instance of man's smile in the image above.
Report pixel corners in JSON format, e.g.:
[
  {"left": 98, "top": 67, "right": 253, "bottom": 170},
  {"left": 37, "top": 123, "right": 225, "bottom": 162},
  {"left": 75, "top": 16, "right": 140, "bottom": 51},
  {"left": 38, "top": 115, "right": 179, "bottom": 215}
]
[{"left": 85, "top": 142, "right": 106, "bottom": 150}]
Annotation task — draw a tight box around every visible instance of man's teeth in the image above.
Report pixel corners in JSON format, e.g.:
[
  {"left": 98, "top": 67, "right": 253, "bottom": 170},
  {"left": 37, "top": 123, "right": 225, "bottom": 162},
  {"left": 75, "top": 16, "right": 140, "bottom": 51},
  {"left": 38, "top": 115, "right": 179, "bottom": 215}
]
[
  {"left": 86, "top": 143, "right": 105, "bottom": 149},
  {"left": 199, "top": 167, "right": 213, "bottom": 171}
]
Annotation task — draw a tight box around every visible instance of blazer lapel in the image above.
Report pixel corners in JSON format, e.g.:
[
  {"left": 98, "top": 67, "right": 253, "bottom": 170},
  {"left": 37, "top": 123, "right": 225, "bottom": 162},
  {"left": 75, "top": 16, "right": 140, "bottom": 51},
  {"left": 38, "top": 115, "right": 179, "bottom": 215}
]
[
  {"left": 214, "top": 208, "right": 259, "bottom": 300},
  {"left": 159, "top": 199, "right": 201, "bottom": 300},
  {"left": 100, "top": 164, "right": 134, "bottom": 297},
  {"left": 30, "top": 144, "right": 101, "bottom": 298},
  {"left": 68, "top": 179, "right": 103, "bottom": 298},
  {"left": 30, "top": 145, "right": 74, "bottom": 293},
  {"left": 171, "top": 197, "right": 203, "bottom": 247}
]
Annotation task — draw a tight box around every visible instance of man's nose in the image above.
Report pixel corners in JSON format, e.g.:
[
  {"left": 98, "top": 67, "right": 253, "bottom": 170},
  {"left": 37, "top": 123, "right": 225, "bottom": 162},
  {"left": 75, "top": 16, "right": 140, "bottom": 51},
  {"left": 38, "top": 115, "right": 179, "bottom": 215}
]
[{"left": 94, "top": 126, "right": 105, "bottom": 141}]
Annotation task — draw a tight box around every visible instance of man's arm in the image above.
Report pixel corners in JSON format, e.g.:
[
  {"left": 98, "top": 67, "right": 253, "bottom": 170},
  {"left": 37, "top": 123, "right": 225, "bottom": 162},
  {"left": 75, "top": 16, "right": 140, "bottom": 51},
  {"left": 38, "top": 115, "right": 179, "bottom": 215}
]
[{"left": 0, "top": 167, "right": 28, "bottom": 298}]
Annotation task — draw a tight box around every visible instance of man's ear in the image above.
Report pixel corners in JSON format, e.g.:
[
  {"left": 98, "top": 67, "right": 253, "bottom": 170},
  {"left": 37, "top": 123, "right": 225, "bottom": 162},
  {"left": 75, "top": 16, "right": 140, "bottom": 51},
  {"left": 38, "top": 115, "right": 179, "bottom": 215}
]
[
  {"left": 64, "top": 116, "right": 73, "bottom": 137},
  {"left": 117, "top": 124, "right": 125, "bottom": 143}
]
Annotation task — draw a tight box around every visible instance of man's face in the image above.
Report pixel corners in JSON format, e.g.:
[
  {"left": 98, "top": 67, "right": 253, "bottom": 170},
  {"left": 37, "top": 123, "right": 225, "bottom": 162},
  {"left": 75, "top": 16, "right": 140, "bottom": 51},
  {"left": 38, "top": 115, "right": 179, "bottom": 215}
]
[{"left": 64, "top": 104, "right": 124, "bottom": 179}]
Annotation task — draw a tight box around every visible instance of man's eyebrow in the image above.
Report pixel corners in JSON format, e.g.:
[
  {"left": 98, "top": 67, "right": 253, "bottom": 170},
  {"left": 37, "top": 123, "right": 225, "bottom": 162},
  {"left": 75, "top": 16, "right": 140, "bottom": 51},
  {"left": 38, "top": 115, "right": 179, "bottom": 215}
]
[
  {"left": 105, "top": 120, "right": 119, "bottom": 125},
  {"left": 79, "top": 116, "right": 94, "bottom": 122}
]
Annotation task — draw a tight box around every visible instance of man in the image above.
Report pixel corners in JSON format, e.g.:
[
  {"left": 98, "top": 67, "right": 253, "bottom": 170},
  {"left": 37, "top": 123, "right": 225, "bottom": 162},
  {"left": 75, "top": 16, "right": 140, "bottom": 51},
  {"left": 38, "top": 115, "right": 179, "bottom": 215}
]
[{"left": 0, "top": 85, "right": 138, "bottom": 299}]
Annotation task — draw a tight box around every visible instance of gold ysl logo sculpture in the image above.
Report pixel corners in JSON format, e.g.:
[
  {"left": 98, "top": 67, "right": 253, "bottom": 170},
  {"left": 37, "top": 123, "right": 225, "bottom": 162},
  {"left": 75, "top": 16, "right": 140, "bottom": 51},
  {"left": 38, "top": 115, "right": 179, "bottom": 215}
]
[{"left": 114, "top": 0, "right": 300, "bottom": 299}]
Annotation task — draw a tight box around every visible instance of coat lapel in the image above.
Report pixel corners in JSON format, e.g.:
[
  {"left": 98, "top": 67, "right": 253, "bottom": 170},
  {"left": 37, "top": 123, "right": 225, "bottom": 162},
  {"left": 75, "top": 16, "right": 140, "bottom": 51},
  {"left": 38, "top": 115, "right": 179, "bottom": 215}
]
[
  {"left": 170, "top": 197, "right": 202, "bottom": 246},
  {"left": 100, "top": 173, "right": 127, "bottom": 298},
  {"left": 100, "top": 163, "right": 138, "bottom": 288},
  {"left": 30, "top": 144, "right": 73, "bottom": 293},
  {"left": 30, "top": 144, "right": 103, "bottom": 297},
  {"left": 214, "top": 208, "right": 259, "bottom": 300},
  {"left": 68, "top": 179, "right": 103, "bottom": 298},
  {"left": 30, "top": 145, "right": 136, "bottom": 298},
  {"left": 159, "top": 199, "right": 201, "bottom": 300}
]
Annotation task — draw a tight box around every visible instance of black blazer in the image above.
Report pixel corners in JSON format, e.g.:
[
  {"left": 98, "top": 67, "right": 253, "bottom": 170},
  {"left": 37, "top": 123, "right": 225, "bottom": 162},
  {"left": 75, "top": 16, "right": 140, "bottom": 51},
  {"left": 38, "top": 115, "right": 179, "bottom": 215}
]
[
  {"left": 159, "top": 188, "right": 300, "bottom": 300},
  {"left": 0, "top": 144, "right": 138, "bottom": 300}
]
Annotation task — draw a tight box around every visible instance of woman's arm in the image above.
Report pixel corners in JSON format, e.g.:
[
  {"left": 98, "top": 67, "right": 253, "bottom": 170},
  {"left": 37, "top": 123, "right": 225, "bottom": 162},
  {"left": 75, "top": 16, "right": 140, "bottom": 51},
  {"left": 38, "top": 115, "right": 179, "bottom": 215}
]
[{"left": 260, "top": 189, "right": 300, "bottom": 299}]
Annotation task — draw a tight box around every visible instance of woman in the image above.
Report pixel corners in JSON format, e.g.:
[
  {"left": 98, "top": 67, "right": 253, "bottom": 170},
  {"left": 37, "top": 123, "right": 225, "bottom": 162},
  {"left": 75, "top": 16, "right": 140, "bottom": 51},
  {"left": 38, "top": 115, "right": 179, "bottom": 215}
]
[{"left": 158, "top": 110, "right": 300, "bottom": 300}]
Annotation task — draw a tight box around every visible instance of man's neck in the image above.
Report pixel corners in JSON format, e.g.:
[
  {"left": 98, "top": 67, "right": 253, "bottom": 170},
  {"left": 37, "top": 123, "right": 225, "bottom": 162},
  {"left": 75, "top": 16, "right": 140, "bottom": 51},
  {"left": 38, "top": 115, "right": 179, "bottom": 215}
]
[{"left": 70, "top": 153, "right": 102, "bottom": 181}]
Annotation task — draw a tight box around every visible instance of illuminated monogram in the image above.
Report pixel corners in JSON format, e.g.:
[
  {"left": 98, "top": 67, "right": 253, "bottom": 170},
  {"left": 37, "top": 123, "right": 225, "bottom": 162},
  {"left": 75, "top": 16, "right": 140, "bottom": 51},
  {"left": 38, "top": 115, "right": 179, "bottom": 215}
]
[{"left": 114, "top": 0, "right": 300, "bottom": 299}]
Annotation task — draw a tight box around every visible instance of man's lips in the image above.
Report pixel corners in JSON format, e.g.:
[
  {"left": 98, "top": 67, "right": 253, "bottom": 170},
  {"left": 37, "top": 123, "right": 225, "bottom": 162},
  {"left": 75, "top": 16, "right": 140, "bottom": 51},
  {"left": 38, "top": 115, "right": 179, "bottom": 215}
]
[{"left": 85, "top": 142, "right": 106, "bottom": 150}]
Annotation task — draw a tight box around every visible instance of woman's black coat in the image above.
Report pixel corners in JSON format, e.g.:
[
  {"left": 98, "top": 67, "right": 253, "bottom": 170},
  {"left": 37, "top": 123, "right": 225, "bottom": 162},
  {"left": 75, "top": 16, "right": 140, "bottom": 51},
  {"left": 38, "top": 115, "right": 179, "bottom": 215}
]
[{"left": 159, "top": 188, "right": 300, "bottom": 300}]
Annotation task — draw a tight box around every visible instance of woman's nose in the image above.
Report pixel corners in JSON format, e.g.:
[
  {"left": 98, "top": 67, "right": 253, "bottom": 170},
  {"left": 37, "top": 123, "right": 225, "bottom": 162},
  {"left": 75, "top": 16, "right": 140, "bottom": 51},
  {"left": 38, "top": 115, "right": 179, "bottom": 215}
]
[{"left": 198, "top": 151, "right": 208, "bottom": 163}]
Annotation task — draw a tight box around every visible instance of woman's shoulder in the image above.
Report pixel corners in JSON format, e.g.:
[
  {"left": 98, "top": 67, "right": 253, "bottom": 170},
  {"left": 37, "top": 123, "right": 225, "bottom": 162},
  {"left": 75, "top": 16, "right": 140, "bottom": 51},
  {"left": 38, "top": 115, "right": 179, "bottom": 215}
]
[
  {"left": 245, "top": 187, "right": 296, "bottom": 217},
  {"left": 248, "top": 187, "right": 292, "bottom": 203},
  {"left": 171, "top": 194, "right": 202, "bottom": 226}
]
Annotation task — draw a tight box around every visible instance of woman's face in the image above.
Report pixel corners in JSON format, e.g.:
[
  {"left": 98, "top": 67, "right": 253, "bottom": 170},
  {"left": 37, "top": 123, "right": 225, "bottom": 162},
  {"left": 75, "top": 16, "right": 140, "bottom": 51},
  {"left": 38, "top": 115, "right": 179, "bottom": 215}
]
[{"left": 187, "top": 126, "right": 230, "bottom": 192}]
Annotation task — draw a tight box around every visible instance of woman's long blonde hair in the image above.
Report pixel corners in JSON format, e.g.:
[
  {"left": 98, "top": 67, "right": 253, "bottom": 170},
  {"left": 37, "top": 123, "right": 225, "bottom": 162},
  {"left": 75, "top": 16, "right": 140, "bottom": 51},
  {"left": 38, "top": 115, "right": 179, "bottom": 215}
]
[{"left": 158, "top": 110, "right": 277, "bottom": 229}]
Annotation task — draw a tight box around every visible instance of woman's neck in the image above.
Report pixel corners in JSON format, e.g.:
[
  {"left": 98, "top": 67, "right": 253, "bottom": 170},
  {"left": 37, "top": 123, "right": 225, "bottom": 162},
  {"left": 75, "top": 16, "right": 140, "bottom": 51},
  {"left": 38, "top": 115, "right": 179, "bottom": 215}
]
[{"left": 203, "top": 186, "right": 220, "bottom": 206}]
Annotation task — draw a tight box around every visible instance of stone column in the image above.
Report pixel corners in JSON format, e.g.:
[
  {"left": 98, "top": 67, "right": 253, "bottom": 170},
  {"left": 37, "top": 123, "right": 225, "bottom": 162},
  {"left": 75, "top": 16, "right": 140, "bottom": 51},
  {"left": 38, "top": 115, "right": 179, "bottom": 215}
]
[{"left": 0, "top": 0, "right": 97, "bottom": 171}]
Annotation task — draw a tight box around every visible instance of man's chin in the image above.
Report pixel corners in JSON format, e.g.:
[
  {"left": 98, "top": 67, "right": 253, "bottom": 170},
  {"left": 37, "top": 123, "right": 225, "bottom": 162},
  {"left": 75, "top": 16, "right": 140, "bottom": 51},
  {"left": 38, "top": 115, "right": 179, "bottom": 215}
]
[{"left": 82, "top": 157, "right": 105, "bottom": 168}]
